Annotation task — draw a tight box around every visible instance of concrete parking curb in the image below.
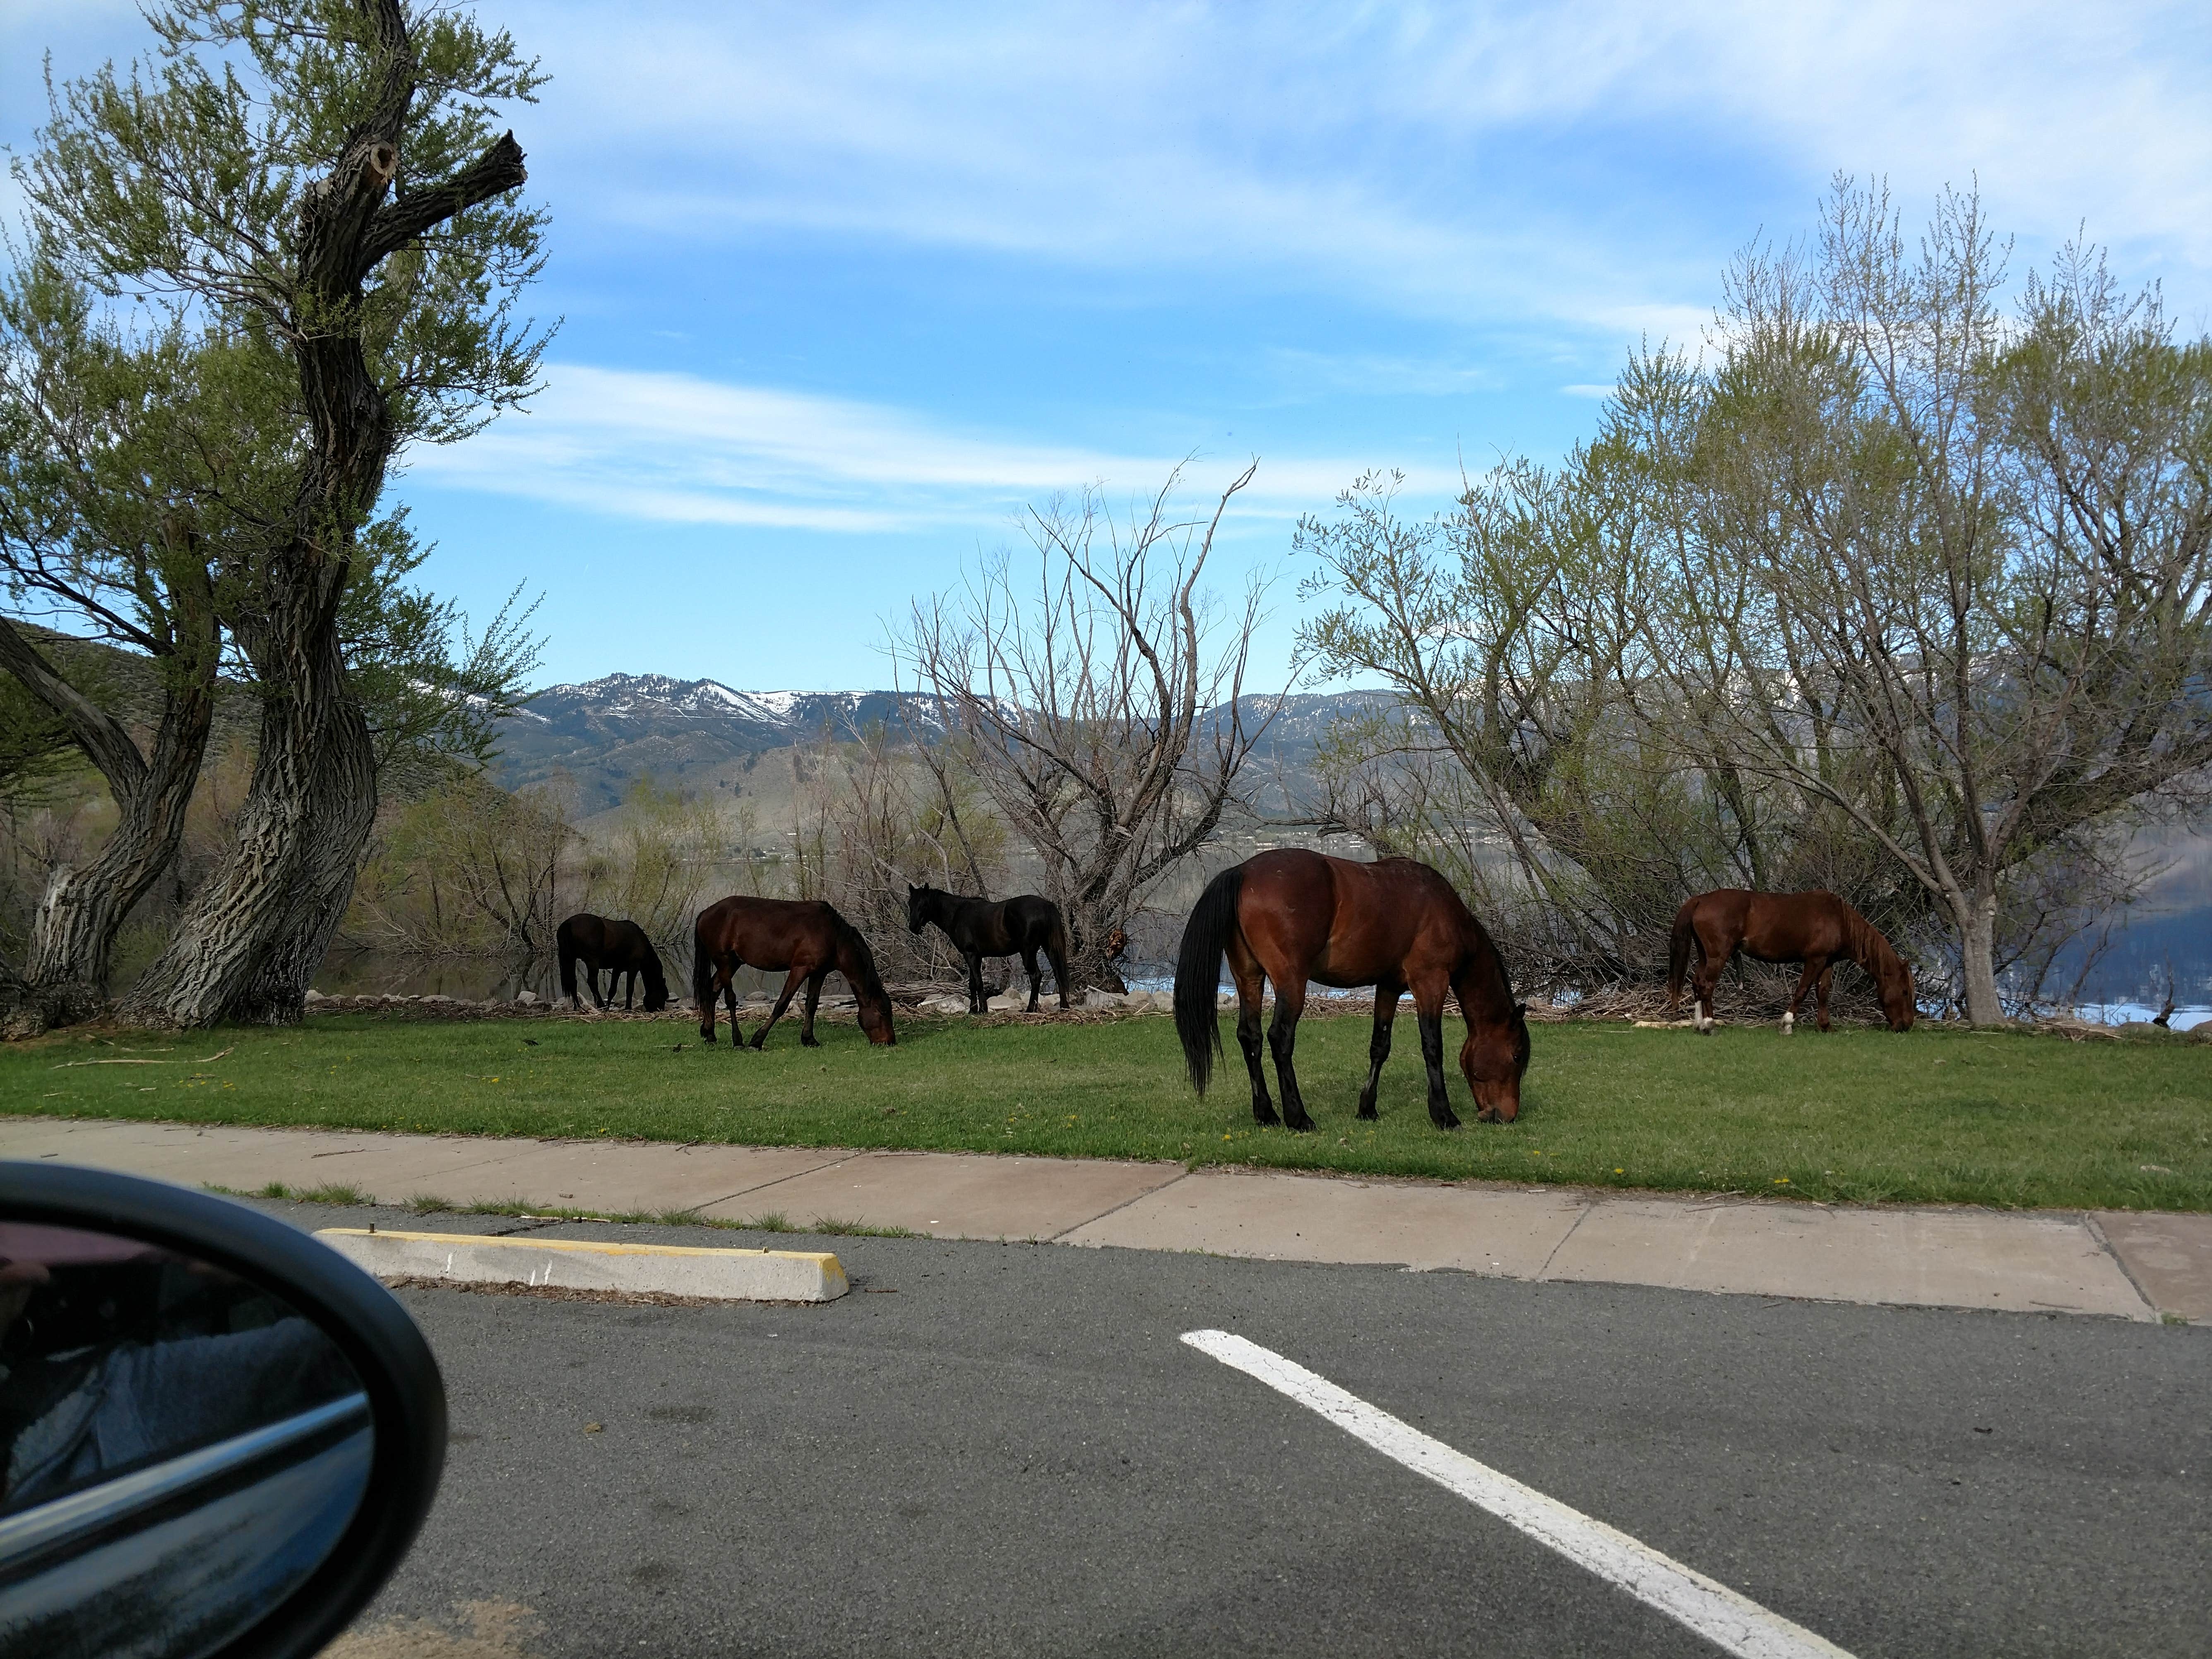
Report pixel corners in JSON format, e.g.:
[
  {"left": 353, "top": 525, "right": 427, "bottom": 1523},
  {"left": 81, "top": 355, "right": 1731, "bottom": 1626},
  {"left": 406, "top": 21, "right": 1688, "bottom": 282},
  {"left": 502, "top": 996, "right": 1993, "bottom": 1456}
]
[{"left": 315, "top": 1227, "right": 849, "bottom": 1303}]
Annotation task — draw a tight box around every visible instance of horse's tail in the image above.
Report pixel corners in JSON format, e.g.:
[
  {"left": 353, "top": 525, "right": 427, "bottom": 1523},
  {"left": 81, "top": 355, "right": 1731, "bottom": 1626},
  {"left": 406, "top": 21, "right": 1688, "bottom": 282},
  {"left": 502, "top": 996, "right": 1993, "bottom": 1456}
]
[
  {"left": 1046, "top": 908, "right": 1072, "bottom": 988},
  {"left": 690, "top": 926, "right": 716, "bottom": 1013},
  {"left": 1174, "top": 864, "right": 1245, "bottom": 1095},
  {"left": 558, "top": 919, "right": 579, "bottom": 1005},
  {"left": 1666, "top": 902, "right": 1696, "bottom": 1013}
]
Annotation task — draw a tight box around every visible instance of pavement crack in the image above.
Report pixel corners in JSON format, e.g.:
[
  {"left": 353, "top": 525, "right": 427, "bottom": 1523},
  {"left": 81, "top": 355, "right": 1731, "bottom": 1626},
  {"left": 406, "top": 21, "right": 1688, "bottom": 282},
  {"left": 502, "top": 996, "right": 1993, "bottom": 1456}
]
[
  {"left": 685, "top": 1150, "right": 870, "bottom": 1215},
  {"left": 1534, "top": 1198, "right": 1597, "bottom": 1279},
  {"left": 2078, "top": 1212, "right": 2161, "bottom": 1322},
  {"left": 1046, "top": 1170, "right": 1189, "bottom": 1242}
]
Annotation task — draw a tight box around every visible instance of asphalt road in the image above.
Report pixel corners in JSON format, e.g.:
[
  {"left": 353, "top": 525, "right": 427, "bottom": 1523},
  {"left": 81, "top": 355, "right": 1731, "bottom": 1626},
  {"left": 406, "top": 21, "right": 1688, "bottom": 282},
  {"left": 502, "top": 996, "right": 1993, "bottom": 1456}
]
[{"left": 263, "top": 1201, "right": 2210, "bottom": 1659}]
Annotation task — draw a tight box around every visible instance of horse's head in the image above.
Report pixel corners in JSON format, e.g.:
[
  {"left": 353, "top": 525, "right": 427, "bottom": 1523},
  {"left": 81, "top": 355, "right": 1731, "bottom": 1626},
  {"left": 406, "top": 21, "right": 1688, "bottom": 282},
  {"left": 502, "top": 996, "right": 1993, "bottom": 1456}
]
[
  {"left": 840, "top": 927, "right": 899, "bottom": 1046},
  {"left": 1462, "top": 1000, "right": 1533, "bottom": 1124},
  {"left": 1104, "top": 926, "right": 1129, "bottom": 961},
  {"left": 1880, "top": 954, "right": 1916, "bottom": 1032},
  {"left": 906, "top": 885, "right": 930, "bottom": 935},
  {"left": 642, "top": 946, "right": 671, "bottom": 1012}
]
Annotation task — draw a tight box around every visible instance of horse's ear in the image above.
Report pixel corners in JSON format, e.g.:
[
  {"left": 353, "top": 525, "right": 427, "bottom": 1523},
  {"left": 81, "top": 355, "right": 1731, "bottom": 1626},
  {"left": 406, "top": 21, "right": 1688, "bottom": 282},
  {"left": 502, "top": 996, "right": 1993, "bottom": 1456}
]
[{"left": 1514, "top": 1001, "right": 1528, "bottom": 1017}]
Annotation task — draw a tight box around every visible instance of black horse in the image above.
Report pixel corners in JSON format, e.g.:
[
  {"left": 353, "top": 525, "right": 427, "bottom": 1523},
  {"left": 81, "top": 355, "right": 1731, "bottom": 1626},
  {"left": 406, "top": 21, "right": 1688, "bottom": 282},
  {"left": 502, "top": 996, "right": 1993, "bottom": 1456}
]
[
  {"left": 557, "top": 913, "right": 669, "bottom": 1012},
  {"left": 906, "top": 885, "right": 1072, "bottom": 1013}
]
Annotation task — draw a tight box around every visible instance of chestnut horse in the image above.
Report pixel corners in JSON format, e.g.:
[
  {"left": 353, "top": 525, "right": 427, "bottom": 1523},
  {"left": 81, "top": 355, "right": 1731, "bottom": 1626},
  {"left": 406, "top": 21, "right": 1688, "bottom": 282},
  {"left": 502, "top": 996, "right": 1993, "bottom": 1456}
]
[
  {"left": 1667, "top": 889, "right": 1915, "bottom": 1033},
  {"left": 557, "top": 913, "right": 668, "bottom": 1012},
  {"left": 692, "top": 896, "right": 896, "bottom": 1048},
  {"left": 1173, "top": 849, "right": 1531, "bottom": 1130},
  {"left": 906, "top": 885, "right": 1072, "bottom": 1013}
]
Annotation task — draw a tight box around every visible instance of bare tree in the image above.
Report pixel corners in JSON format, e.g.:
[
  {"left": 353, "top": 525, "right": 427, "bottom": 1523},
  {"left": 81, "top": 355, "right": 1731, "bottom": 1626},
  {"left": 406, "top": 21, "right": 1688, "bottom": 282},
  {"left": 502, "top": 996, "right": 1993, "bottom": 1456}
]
[{"left": 900, "top": 462, "right": 1279, "bottom": 986}]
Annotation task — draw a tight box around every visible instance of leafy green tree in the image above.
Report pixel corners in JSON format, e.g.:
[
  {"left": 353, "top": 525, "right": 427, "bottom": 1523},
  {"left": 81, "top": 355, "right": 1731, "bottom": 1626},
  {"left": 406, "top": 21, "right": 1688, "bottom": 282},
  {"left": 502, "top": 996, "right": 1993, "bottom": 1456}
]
[
  {"left": 1297, "top": 186, "right": 2211, "bottom": 1024},
  {"left": 1682, "top": 182, "right": 2212, "bottom": 1023},
  {"left": 10, "top": 0, "right": 551, "bottom": 1025},
  {"left": 0, "top": 260, "right": 229, "bottom": 1028}
]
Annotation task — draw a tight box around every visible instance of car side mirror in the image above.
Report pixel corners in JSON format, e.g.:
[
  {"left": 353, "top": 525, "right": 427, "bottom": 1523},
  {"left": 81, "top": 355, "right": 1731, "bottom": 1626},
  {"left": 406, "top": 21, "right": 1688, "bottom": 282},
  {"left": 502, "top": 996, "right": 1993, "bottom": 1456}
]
[{"left": 0, "top": 1162, "right": 445, "bottom": 1659}]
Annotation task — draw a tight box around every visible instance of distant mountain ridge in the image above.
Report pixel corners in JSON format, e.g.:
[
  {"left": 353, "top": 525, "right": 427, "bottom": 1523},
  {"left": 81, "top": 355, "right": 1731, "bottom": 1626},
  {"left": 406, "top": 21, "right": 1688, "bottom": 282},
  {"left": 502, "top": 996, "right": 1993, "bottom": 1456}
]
[
  {"left": 490, "top": 674, "right": 918, "bottom": 813},
  {"left": 488, "top": 671, "right": 1389, "bottom": 817}
]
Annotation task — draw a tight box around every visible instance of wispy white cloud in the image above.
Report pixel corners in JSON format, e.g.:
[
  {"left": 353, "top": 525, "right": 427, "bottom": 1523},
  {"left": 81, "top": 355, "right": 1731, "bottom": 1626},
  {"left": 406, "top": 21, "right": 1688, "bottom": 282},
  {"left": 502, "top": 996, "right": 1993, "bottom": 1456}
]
[
  {"left": 522, "top": 0, "right": 2212, "bottom": 329},
  {"left": 405, "top": 364, "right": 1459, "bottom": 532}
]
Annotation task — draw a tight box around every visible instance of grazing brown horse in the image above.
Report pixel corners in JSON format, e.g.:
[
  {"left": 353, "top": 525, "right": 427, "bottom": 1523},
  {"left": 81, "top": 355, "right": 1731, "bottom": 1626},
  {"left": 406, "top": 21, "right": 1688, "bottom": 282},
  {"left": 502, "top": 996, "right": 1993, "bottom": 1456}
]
[
  {"left": 1668, "top": 889, "right": 1915, "bottom": 1034},
  {"left": 557, "top": 914, "right": 669, "bottom": 1011},
  {"left": 692, "top": 896, "right": 896, "bottom": 1048},
  {"left": 1173, "top": 849, "right": 1531, "bottom": 1130}
]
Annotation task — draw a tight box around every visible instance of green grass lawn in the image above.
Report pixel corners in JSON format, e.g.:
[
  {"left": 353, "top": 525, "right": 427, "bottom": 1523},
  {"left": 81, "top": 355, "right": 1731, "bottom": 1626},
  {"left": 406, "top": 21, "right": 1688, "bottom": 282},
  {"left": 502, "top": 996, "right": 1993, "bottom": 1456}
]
[{"left": 3, "top": 1012, "right": 2208, "bottom": 1212}]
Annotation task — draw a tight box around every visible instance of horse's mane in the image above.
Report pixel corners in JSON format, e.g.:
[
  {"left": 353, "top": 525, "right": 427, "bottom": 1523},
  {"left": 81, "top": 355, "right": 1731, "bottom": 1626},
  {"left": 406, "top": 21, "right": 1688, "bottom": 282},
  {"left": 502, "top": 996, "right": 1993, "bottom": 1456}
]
[
  {"left": 1453, "top": 907, "right": 1520, "bottom": 1020},
  {"left": 834, "top": 916, "right": 891, "bottom": 1005},
  {"left": 1844, "top": 904, "right": 1905, "bottom": 992}
]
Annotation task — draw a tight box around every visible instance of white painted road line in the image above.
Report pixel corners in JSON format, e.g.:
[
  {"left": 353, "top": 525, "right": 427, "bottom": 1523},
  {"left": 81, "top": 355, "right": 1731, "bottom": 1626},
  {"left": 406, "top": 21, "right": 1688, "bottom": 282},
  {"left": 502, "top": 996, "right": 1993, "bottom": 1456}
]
[{"left": 1181, "top": 1330, "right": 1853, "bottom": 1659}]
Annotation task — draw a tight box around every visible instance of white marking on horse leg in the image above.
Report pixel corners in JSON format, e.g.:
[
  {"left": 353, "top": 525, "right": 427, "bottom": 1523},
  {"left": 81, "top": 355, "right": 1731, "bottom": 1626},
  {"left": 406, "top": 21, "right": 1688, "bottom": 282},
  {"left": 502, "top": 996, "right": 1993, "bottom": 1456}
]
[
  {"left": 1781, "top": 1010, "right": 1794, "bottom": 1035},
  {"left": 1181, "top": 1331, "right": 1854, "bottom": 1659}
]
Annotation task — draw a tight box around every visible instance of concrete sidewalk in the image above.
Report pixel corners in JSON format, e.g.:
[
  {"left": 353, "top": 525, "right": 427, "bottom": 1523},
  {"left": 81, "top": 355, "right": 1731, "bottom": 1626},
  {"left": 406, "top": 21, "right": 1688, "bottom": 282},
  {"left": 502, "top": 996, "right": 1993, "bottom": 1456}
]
[{"left": 3, "top": 1115, "right": 2205, "bottom": 1324}]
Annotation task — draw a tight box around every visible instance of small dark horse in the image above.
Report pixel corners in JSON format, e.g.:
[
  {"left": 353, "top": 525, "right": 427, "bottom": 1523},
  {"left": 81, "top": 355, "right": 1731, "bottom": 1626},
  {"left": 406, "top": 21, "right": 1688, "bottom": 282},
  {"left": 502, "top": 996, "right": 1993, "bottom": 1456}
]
[
  {"left": 557, "top": 913, "right": 669, "bottom": 1012},
  {"left": 692, "top": 896, "right": 896, "bottom": 1048},
  {"left": 906, "top": 885, "right": 1072, "bottom": 1013},
  {"left": 1173, "top": 850, "right": 1531, "bottom": 1130},
  {"left": 1668, "top": 889, "right": 1915, "bottom": 1033}
]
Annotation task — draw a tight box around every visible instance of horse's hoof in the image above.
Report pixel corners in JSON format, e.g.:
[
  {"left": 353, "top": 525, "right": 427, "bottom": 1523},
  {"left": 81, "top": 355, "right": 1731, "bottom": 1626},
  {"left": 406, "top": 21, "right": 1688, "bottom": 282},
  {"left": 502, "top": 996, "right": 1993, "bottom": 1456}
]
[
  {"left": 1356, "top": 1104, "right": 1378, "bottom": 1121},
  {"left": 1285, "top": 1116, "right": 1317, "bottom": 1134},
  {"left": 800, "top": 1036, "right": 820, "bottom": 1048},
  {"left": 1252, "top": 1109, "right": 1281, "bottom": 1127},
  {"left": 1433, "top": 1112, "right": 1463, "bottom": 1130}
]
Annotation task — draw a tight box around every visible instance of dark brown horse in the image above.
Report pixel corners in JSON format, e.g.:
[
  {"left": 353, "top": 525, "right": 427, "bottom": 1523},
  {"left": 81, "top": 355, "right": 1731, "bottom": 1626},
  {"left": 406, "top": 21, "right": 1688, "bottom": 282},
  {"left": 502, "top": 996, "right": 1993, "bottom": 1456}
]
[
  {"left": 692, "top": 896, "right": 896, "bottom": 1048},
  {"left": 1173, "top": 850, "right": 1531, "bottom": 1130},
  {"left": 1667, "top": 889, "right": 1915, "bottom": 1033},
  {"left": 906, "top": 885, "right": 1072, "bottom": 1013},
  {"left": 557, "top": 914, "right": 668, "bottom": 1011}
]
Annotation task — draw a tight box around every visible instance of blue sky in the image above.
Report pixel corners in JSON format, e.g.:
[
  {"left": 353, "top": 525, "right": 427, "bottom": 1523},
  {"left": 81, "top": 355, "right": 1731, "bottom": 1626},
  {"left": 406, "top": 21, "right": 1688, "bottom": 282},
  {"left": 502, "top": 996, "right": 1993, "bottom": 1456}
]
[{"left": 6, "top": 0, "right": 2211, "bottom": 692}]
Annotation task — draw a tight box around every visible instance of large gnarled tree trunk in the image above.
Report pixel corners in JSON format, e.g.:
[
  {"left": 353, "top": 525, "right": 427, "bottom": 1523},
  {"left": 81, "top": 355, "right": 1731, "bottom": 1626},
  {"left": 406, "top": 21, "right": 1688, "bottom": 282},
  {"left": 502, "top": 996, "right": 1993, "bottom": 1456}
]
[{"left": 121, "top": 1, "right": 526, "bottom": 1027}]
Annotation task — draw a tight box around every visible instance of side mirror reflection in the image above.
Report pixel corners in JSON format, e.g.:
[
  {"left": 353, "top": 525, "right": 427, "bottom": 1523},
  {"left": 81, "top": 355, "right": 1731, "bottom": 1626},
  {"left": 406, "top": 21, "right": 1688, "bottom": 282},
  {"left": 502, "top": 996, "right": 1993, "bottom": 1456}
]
[{"left": 0, "top": 1167, "right": 446, "bottom": 1659}]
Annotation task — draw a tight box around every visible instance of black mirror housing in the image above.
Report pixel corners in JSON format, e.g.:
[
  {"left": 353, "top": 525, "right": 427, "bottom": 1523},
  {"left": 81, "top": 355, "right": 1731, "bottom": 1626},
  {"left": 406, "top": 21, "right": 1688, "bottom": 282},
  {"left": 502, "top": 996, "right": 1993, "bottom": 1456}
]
[{"left": 0, "top": 1163, "right": 445, "bottom": 1659}]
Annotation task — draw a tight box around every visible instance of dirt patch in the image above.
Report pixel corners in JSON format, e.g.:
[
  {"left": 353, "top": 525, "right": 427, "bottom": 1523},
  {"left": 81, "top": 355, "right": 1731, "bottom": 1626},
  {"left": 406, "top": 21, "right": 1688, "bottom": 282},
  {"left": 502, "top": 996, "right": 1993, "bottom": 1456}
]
[{"left": 326, "top": 1599, "right": 542, "bottom": 1659}]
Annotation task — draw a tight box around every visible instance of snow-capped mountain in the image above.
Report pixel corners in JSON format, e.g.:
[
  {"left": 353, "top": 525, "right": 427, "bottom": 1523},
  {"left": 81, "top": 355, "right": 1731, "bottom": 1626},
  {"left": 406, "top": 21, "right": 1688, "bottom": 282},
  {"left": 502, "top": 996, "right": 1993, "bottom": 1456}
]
[
  {"left": 489, "top": 672, "right": 1392, "bottom": 819},
  {"left": 490, "top": 674, "right": 922, "bottom": 813},
  {"left": 525, "top": 673, "right": 903, "bottom": 730}
]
